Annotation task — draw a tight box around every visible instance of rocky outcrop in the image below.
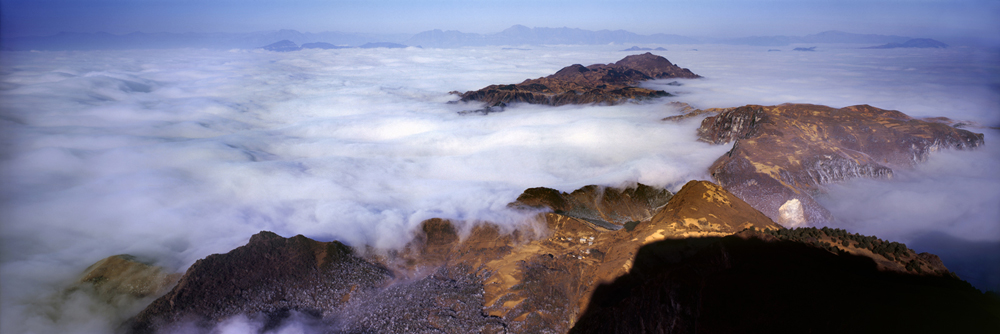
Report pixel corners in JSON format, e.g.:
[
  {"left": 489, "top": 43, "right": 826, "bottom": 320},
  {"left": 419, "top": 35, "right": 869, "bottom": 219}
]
[
  {"left": 457, "top": 53, "right": 700, "bottom": 108},
  {"left": 123, "top": 181, "right": 782, "bottom": 333},
  {"left": 124, "top": 233, "right": 395, "bottom": 333},
  {"left": 570, "top": 229, "right": 1000, "bottom": 334},
  {"left": 75, "top": 255, "right": 181, "bottom": 304},
  {"left": 27, "top": 255, "right": 182, "bottom": 333},
  {"left": 510, "top": 183, "right": 672, "bottom": 230},
  {"left": 123, "top": 181, "right": 992, "bottom": 333},
  {"left": 684, "top": 103, "right": 984, "bottom": 225},
  {"left": 122, "top": 181, "right": 989, "bottom": 333}
]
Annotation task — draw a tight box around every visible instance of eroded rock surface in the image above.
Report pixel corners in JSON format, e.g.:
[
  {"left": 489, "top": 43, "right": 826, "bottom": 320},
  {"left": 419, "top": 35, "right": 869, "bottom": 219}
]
[
  {"left": 76, "top": 254, "right": 181, "bottom": 304},
  {"left": 510, "top": 183, "right": 673, "bottom": 230},
  {"left": 124, "top": 233, "right": 395, "bottom": 333},
  {"left": 457, "top": 53, "right": 700, "bottom": 108},
  {"left": 687, "top": 103, "right": 984, "bottom": 224},
  {"left": 122, "top": 181, "right": 987, "bottom": 333},
  {"left": 123, "top": 181, "right": 778, "bottom": 333}
]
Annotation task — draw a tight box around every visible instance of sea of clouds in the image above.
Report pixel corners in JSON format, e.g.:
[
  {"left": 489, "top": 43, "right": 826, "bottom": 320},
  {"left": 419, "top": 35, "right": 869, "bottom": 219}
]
[{"left": 1, "top": 44, "right": 997, "bottom": 332}]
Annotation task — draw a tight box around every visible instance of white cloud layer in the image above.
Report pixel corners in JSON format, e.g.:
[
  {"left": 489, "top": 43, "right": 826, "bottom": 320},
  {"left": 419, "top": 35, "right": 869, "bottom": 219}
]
[
  {"left": 1, "top": 44, "right": 998, "bottom": 332},
  {"left": 651, "top": 44, "right": 1000, "bottom": 292},
  {"left": 646, "top": 44, "right": 1000, "bottom": 125}
]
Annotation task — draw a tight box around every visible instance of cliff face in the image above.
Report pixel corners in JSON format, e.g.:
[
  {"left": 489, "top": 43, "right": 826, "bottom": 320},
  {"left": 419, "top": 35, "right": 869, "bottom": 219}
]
[
  {"left": 458, "top": 53, "right": 700, "bottom": 108},
  {"left": 690, "top": 103, "right": 984, "bottom": 225}
]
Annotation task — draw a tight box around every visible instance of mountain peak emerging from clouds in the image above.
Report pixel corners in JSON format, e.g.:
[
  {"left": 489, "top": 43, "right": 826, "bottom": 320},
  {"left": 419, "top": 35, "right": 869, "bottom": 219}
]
[
  {"left": 863, "top": 38, "right": 949, "bottom": 49},
  {"left": 458, "top": 52, "right": 700, "bottom": 108}
]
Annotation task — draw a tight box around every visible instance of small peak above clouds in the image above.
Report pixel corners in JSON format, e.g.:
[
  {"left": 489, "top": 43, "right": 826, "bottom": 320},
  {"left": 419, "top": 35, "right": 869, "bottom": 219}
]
[
  {"left": 260, "top": 39, "right": 300, "bottom": 52},
  {"left": 358, "top": 42, "right": 409, "bottom": 49},
  {"left": 863, "top": 38, "right": 949, "bottom": 49},
  {"left": 458, "top": 52, "right": 700, "bottom": 108}
]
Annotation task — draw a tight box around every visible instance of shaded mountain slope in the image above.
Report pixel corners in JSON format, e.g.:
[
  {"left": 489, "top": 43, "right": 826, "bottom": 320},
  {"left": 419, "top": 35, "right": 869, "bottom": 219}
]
[
  {"left": 123, "top": 233, "right": 395, "bottom": 333},
  {"left": 115, "top": 180, "right": 985, "bottom": 333},
  {"left": 457, "top": 53, "right": 699, "bottom": 108},
  {"left": 122, "top": 181, "right": 784, "bottom": 333},
  {"left": 570, "top": 229, "right": 1000, "bottom": 334}
]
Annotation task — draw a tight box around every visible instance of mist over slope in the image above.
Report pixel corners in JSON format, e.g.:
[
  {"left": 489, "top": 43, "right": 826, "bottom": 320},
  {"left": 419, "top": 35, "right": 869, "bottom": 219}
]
[{"left": 1, "top": 44, "right": 998, "bottom": 332}]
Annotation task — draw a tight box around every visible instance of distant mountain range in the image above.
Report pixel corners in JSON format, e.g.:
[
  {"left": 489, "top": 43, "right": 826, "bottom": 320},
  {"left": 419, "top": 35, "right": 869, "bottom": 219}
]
[
  {"left": 1, "top": 25, "right": 927, "bottom": 51},
  {"left": 407, "top": 26, "right": 914, "bottom": 48},
  {"left": 863, "top": 38, "right": 949, "bottom": 49},
  {"left": 261, "top": 40, "right": 410, "bottom": 52},
  {"left": 0, "top": 29, "right": 409, "bottom": 51}
]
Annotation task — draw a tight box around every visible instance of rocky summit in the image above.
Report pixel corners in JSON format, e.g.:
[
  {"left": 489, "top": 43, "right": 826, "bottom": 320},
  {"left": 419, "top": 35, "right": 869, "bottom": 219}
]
[
  {"left": 570, "top": 228, "right": 1000, "bottom": 334},
  {"left": 669, "top": 103, "right": 984, "bottom": 226},
  {"left": 457, "top": 53, "right": 700, "bottom": 108},
  {"left": 115, "top": 180, "right": 999, "bottom": 333}
]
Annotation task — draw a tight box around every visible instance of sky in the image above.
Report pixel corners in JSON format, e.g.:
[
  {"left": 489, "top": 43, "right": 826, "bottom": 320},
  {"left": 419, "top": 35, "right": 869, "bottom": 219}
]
[{"left": 1, "top": 0, "right": 999, "bottom": 45}]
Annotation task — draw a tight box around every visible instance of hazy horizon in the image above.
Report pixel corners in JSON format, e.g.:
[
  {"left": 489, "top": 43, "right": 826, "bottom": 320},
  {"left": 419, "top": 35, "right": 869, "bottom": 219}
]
[{"left": 2, "top": 0, "right": 999, "bottom": 46}]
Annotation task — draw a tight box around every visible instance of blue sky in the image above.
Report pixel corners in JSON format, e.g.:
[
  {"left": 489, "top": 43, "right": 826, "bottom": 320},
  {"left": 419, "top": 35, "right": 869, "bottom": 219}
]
[{"left": 1, "top": 0, "right": 998, "bottom": 43}]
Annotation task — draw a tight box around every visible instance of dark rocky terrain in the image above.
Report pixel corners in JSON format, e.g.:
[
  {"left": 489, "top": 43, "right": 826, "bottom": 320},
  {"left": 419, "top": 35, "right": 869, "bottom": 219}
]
[
  {"left": 76, "top": 255, "right": 181, "bottom": 303},
  {"left": 668, "top": 103, "right": 984, "bottom": 225},
  {"left": 124, "top": 233, "right": 395, "bottom": 333},
  {"left": 570, "top": 229, "right": 1000, "bottom": 334},
  {"left": 119, "top": 181, "right": 781, "bottom": 333},
  {"left": 105, "top": 180, "right": 1000, "bottom": 333},
  {"left": 457, "top": 53, "right": 700, "bottom": 108}
]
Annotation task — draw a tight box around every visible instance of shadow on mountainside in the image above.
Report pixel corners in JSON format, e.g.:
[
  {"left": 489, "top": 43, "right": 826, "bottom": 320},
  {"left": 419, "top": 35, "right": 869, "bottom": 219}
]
[{"left": 570, "top": 231, "right": 1000, "bottom": 334}]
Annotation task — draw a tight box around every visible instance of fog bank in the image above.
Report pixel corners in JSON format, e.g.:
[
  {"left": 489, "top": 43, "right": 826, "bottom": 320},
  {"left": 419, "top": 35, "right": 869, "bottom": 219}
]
[
  {"left": 2, "top": 44, "right": 998, "bottom": 332},
  {"left": 0, "top": 46, "right": 726, "bottom": 333},
  {"left": 654, "top": 44, "right": 999, "bottom": 291}
]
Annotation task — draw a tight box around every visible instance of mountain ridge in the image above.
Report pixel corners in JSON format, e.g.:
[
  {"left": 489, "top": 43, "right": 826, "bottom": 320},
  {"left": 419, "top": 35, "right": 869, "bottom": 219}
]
[
  {"left": 1, "top": 26, "right": 923, "bottom": 51},
  {"left": 110, "top": 180, "right": 998, "bottom": 333},
  {"left": 457, "top": 53, "right": 700, "bottom": 108}
]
